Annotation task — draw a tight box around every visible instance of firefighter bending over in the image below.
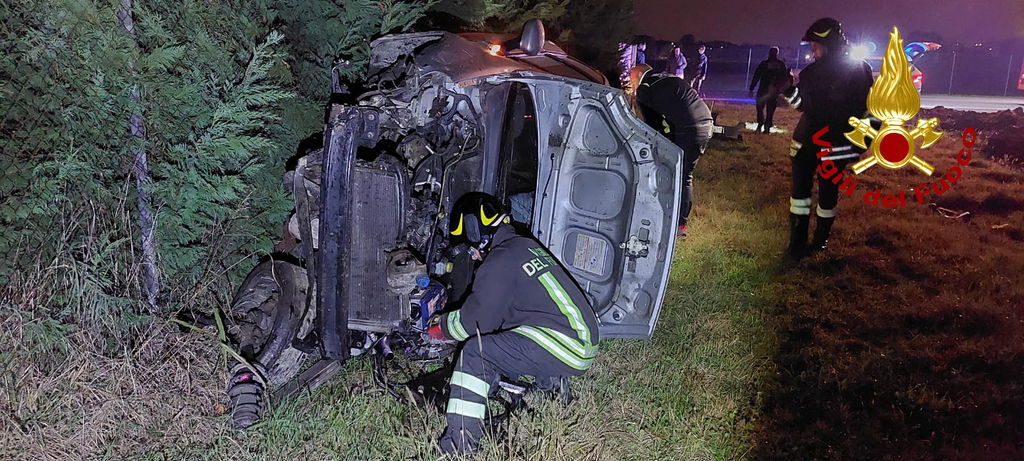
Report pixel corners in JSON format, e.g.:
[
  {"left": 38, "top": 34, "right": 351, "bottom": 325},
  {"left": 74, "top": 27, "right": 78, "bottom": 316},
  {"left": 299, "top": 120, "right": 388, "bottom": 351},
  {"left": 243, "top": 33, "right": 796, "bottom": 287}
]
[
  {"left": 782, "top": 18, "right": 873, "bottom": 258},
  {"left": 430, "top": 193, "right": 600, "bottom": 455},
  {"left": 630, "top": 64, "right": 713, "bottom": 239}
]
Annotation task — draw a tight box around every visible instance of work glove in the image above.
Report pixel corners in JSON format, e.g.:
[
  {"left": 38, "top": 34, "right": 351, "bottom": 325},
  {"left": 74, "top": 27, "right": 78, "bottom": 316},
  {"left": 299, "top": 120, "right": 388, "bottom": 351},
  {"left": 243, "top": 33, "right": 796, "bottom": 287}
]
[{"left": 427, "top": 324, "right": 447, "bottom": 341}]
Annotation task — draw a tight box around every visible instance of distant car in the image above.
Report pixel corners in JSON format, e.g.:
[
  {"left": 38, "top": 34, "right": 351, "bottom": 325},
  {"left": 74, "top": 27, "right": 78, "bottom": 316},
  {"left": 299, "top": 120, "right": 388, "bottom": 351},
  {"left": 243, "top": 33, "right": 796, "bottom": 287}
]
[
  {"left": 864, "top": 56, "right": 924, "bottom": 93},
  {"left": 903, "top": 41, "right": 942, "bottom": 61}
]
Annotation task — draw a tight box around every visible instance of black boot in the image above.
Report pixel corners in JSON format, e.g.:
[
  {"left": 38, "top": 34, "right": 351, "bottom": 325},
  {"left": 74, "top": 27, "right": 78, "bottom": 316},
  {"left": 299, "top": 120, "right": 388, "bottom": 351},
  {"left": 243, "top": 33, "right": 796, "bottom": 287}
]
[
  {"left": 810, "top": 216, "right": 835, "bottom": 253},
  {"left": 787, "top": 213, "right": 809, "bottom": 259},
  {"left": 536, "top": 376, "right": 574, "bottom": 405}
]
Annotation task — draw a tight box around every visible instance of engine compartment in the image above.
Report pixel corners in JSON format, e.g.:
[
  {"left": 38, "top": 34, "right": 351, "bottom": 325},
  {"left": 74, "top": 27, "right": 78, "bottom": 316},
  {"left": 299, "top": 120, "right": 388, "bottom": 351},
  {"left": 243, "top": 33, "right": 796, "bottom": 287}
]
[{"left": 282, "top": 54, "right": 486, "bottom": 337}]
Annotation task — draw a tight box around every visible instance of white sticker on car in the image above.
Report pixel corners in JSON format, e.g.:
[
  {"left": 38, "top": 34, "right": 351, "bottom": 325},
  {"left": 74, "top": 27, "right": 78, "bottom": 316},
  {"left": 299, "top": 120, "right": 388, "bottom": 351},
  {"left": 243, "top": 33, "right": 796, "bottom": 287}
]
[{"left": 573, "top": 233, "right": 608, "bottom": 276}]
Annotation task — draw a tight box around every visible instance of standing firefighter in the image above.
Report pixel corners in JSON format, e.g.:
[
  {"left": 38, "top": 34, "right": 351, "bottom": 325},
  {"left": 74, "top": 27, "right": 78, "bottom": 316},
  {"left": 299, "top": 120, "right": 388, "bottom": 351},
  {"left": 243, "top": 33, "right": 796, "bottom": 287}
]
[
  {"left": 431, "top": 193, "right": 600, "bottom": 455},
  {"left": 782, "top": 18, "right": 873, "bottom": 258},
  {"left": 629, "top": 64, "right": 713, "bottom": 238},
  {"left": 749, "top": 46, "right": 790, "bottom": 133}
]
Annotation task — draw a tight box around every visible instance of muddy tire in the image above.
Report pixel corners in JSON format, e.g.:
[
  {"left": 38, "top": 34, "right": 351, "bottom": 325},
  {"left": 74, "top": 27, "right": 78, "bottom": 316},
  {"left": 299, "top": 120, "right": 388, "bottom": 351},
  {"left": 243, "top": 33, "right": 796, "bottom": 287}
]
[{"left": 228, "top": 259, "right": 310, "bottom": 387}]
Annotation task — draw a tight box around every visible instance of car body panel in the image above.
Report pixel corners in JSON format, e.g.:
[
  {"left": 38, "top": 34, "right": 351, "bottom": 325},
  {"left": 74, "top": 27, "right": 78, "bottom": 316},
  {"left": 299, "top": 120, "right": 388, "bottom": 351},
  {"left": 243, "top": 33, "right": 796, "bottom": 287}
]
[
  {"left": 395, "top": 32, "right": 680, "bottom": 339},
  {"left": 370, "top": 31, "right": 606, "bottom": 85},
  {"left": 527, "top": 78, "right": 681, "bottom": 338}
]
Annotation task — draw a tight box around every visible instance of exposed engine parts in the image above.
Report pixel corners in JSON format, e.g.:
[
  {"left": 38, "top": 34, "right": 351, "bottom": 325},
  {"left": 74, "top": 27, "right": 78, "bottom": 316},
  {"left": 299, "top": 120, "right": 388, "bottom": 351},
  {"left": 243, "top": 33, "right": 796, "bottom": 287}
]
[{"left": 283, "top": 62, "right": 480, "bottom": 336}]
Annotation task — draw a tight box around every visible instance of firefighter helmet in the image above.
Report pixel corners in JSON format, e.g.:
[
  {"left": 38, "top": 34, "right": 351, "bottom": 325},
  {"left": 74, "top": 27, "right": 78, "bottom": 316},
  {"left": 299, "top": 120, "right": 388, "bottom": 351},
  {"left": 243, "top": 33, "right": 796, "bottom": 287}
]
[
  {"left": 802, "top": 17, "right": 849, "bottom": 49},
  {"left": 448, "top": 192, "right": 509, "bottom": 246}
]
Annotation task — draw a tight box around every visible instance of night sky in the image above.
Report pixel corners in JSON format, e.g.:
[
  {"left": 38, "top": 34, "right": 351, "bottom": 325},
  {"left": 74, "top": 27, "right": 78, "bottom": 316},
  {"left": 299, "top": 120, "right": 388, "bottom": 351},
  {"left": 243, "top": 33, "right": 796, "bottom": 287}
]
[{"left": 634, "top": 0, "right": 1023, "bottom": 46}]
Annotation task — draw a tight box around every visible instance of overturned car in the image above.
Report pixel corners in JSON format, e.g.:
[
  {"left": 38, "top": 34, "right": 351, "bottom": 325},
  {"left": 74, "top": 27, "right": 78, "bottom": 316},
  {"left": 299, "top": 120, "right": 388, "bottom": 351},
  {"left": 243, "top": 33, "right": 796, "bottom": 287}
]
[{"left": 225, "top": 20, "right": 684, "bottom": 427}]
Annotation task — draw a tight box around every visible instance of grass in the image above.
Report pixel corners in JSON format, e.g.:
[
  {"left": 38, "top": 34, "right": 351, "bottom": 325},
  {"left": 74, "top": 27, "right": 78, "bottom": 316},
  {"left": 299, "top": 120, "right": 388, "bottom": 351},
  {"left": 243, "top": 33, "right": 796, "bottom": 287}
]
[
  {"left": 715, "top": 105, "right": 1024, "bottom": 459},
  {"left": 4, "top": 103, "right": 1023, "bottom": 460}
]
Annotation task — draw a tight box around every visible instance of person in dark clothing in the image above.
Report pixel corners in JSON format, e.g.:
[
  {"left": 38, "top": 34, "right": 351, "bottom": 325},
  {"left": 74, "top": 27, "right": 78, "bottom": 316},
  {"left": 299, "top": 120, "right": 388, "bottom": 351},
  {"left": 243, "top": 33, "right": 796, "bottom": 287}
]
[
  {"left": 432, "top": 193, "right": 600, "bottom": 455},
  {"left": 666, "top": 46, "right": 687, "bottom": 77},
  {"left": 781, "top": 18, "right": 873, "bottom": 258},
  {"left": 691, "top": 44, "right": 708, "bottom": 95},
  {"left": 629, "top": 64, "right": 714, "bottom": 238},
  {"left": 749, "top": 46, "right": 790, "bottom": 133},
  {"left": 636, "top": 41, "right": 647, "bottom": 65}
]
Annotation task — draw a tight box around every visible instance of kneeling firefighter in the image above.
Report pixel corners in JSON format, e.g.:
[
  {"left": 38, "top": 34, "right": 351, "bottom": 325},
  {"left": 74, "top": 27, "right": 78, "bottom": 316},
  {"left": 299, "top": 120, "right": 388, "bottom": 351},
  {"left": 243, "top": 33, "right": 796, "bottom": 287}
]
[
  {"left": 429, "top": 193, "right": 600, "bottom": 454},
  {"left": 782, "top": 17, "right": 873, "bottom": 258}
]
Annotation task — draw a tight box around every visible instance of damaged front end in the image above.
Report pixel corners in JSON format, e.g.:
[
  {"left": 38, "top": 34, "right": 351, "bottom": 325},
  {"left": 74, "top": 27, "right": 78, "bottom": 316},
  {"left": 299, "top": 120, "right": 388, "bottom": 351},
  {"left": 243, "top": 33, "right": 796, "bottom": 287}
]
[
  {"left": 225, "top": 23, "right": 683, "bottom": 428},
  {"left": 228, "top": 31, "right": 488, "bottom": 401}
]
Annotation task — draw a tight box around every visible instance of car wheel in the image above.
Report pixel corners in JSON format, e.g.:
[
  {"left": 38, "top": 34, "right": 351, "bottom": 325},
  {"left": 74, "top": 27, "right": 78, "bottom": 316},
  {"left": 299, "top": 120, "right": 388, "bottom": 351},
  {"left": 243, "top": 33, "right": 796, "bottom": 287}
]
[{"left": 228, "top": 258, "right": 310, "bottom": 387}]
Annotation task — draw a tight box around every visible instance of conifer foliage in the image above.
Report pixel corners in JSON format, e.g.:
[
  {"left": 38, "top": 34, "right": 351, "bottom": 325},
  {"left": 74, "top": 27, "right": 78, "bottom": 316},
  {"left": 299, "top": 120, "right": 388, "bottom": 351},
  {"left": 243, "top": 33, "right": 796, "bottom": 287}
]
[
  {"left": 1, "top": 0, "right": 441, "bottom": 341},
  {"left": 275, "top": 0, "right": 435, "bottom": 101},
  {"left": 1, "top": 0, "right": 293, "bottom": 333}
]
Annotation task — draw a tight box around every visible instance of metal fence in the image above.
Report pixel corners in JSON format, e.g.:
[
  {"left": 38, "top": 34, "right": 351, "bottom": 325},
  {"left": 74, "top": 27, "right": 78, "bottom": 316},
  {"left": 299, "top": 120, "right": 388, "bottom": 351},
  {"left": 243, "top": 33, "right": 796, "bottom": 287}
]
[{"left": 694, "top": 46, "right": 1024, "bottom": 100}]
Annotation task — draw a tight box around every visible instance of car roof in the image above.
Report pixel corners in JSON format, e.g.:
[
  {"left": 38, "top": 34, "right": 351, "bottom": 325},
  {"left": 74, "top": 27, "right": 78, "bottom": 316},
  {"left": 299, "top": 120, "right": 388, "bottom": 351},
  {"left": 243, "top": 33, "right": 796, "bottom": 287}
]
[{"left": 371, "top": 31, "right": 607, "bottom": 85}]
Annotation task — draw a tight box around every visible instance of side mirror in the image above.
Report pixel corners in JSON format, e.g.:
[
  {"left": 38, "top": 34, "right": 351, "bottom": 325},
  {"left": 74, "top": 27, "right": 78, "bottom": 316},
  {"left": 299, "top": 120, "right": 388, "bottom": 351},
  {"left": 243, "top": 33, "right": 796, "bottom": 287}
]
[{"left": 520, "top": 19, "right": 545, "bottom": 56}]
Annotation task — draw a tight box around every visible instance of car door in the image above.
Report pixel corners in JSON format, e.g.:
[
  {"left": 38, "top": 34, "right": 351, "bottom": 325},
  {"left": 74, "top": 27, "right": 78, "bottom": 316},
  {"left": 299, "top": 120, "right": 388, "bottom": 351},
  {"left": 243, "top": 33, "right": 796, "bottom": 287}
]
[{"left": 515, "top": 75, "right": 683, "bottom": 339}]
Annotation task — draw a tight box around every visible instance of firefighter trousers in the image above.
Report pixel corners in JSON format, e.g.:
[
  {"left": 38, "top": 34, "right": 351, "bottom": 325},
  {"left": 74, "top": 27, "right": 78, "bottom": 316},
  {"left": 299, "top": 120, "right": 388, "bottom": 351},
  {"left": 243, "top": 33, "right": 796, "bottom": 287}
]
[
  {"left": 673, "top": 127, "right": 712, "bottom": 227},
  {"left": 790, "top": 144, "right": 857, "bottom": 218},
  {"left": 439, "top": 330, "right": 585, "bottom": 454}
]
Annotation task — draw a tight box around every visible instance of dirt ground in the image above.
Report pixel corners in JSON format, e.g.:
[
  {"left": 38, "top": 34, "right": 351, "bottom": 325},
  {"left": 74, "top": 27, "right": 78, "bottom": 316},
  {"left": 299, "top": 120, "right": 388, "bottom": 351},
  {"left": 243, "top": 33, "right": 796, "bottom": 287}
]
[{"left": 710, "top": 103, "right": 1024, "bottom": 460}]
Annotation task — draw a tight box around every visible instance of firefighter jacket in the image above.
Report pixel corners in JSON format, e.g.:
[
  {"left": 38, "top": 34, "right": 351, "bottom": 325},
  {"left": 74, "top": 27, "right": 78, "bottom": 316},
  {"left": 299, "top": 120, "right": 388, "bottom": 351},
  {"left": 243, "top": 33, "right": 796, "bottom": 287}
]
[
  {"left": 785, "top": 52, "right": 873, "bottom": 147},
  {"left": 636, "top": 73, "right": 714, "bottom": 140},
  {"left": 438, "top": 225, "right": 600, "bottom": 370}
]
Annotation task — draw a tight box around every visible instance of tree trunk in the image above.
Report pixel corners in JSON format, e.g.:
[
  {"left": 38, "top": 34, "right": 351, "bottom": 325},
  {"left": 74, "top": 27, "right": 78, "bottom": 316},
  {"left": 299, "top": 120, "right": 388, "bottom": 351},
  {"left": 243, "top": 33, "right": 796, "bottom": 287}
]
[{"left": 117, "top": 0, "right": 159, "bottom": 312}]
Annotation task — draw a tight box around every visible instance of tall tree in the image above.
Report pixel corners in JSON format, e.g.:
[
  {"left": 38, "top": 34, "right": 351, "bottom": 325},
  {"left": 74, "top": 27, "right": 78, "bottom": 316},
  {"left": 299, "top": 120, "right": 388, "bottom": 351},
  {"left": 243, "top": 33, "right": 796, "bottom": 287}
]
[
  {"left": 1, "top": 0, "right": 439, "bottom": 343},
  {"left": 1, "top": 0, "right": 293, "bottom": 335},
  {"left": 550, "top": 0, "right": 635, "bottom": 72}
]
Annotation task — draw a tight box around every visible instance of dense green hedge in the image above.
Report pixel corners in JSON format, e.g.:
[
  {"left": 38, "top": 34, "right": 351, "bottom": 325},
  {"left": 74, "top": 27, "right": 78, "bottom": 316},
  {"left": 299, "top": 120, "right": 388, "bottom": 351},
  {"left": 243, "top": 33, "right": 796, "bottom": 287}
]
[{"left": 0, "top": 0, "right": 430, "bottom": 339}]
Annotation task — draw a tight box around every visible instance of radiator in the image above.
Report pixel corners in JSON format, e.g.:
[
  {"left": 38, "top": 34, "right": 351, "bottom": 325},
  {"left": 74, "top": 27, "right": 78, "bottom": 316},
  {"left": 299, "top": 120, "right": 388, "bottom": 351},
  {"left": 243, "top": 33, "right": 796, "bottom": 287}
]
[{"left": 346, "top": 162, "right": 406, "bottom": 332}]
